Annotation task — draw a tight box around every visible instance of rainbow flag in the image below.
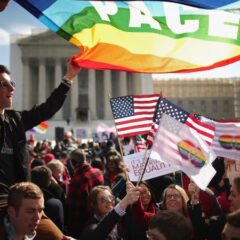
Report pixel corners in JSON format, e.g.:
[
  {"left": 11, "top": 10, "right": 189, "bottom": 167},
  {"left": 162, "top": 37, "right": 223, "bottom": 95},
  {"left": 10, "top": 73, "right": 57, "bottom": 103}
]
[
  {"left": 14, "top": 1, "right": 240, "bottom": 73},
  {"left": 164, "top": 0, "right": 240, "bottom": 9},
  {"left": 30, "top": 121, "right": 49, "bottom": 134}
]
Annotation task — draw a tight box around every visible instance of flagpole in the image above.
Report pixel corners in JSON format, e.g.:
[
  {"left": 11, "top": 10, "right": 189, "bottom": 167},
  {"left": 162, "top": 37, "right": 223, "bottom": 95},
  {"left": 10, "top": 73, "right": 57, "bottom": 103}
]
[
  {"left": 137, "top": 144, "right": 149, "bottom": 185},
  {"left": 108, "top": 93, "right": 131, "bottom": 181},
  {"left": 108, "top": 93, "right": 162, "bottom": 182},
  {"left": 136, "top": 92, "right": 164, "bottom": 185}
]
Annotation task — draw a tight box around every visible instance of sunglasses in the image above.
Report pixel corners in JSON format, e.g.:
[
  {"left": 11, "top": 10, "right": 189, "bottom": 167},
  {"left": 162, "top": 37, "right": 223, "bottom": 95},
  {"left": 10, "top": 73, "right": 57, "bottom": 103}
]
[{"left": 0, "top": 81, "right": 16, "bottom": 88}]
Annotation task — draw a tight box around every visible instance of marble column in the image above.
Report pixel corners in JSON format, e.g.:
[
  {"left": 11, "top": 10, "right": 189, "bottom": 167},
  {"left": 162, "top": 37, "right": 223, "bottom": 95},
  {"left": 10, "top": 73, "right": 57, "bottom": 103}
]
[
  {"left": 88, "top": 69, "right": 97, "bottom": 120},
  {"left": 132, "top": 73, "right": 153, "bottom": 94},
  {"left": 38, "top": 58, "right": 46, "bottom": 103},
  {"left": 22, "top": 58, "right": 30, "bottom": 109},
  {"left": 103, "top": 70, "right": 112, "bottom": 119},
  {"left": 70, "top": 75, "right": 79, "bottom": 121},
  {"left": 53, "top": 58, "right": 63, "bottom": 119},
  {"left": 141, "top": 74, "right": 153, "bottom": 94},
  {"left": 234, "top": 79, "right": 240, "bottom": 118},
  {"left": 118, "top": 71, "right": 127, "bottom": 96}
]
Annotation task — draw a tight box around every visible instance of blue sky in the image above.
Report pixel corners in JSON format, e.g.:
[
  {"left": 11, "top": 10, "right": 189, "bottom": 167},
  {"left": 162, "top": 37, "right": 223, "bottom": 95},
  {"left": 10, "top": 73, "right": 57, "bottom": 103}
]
[
  {"left": 1, "top": 1, "right": 240, "bottom": 78},
  {"left": 0, "top": 1, "right": 46, "bottom": 67}
]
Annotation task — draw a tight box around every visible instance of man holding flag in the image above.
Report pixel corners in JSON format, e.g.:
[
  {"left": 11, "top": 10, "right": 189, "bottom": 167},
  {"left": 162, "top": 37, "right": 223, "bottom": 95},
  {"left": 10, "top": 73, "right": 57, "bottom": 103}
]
[{"left": 0, "top": 60, "right": 80, "bottom": 190}]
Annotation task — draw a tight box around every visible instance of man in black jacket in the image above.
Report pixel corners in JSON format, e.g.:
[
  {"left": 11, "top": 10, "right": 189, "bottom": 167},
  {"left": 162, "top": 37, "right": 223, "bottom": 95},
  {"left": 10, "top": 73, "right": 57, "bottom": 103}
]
[{"left": 0, "top": 61, "right": 80, "bottom": 191}]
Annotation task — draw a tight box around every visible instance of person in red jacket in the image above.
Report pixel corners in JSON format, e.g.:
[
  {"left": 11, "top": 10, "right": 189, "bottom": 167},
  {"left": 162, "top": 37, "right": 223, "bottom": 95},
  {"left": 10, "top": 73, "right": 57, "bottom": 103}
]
[{"left": 66, "top": 149, "right": 104, "bottom": 238}]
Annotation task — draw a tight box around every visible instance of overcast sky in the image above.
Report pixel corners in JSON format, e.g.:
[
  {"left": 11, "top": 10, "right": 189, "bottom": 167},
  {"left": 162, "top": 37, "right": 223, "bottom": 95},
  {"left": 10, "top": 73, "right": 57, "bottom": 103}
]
[{"left": 0, "top": 1, "right": 240, "bottom": 78}]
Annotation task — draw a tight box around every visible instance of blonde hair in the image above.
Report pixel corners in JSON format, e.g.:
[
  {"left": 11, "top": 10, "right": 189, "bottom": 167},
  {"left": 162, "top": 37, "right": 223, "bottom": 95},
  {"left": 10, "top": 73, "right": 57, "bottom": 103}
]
[
  {"left": 161, "top": 184, "right": 189, "bottom": 216},
  {"left": 47, "top": 159, "right": 65, "bottom": 174}
]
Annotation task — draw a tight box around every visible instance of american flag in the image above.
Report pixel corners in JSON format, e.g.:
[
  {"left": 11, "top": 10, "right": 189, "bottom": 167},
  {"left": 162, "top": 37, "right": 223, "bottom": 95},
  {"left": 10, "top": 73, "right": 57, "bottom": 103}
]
[
  {"left": 150, "top": 113, "right": 216, "bottom": 190},
  {"left": 147, "top": 98, "right": 215, "bottom": 145},
  {"left": 134, "top": 135, "right": 147, "bottom": 152},
  {"left": 201, "top": 116, "right": 240, "bottom": 160},
  {"left": 110, "top": 94, "right": 160, "bottom": 138}
]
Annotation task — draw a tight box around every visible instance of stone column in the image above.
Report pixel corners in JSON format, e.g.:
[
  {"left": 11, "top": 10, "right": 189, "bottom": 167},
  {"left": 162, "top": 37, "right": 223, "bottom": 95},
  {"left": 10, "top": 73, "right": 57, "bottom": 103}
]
[
  {"left": 118, "top": 71, "right": 127, "bottom": 96},
  {"left": 70, "top": 75, "right": 79, "bottom": 121},
  {"left": 53, "top": 58, "right": 63, "bottom": 119},
  {"left": 234, "top": 79, "right": 240, "bottom": 118},
  {"left": 88, "top": 70, "right": 97, "bottom": 120},
  {"left": 132, "top": 73, "right": 141, "bottom": 94},
  {"left": 38, "top": 58, "right": 46, "bottom": 103},
  {"left": 103, "top": 70, "right": 112, "bottom": 119},
  {"left": 22, "top": 58, "right": 30, "bottom": 109}
]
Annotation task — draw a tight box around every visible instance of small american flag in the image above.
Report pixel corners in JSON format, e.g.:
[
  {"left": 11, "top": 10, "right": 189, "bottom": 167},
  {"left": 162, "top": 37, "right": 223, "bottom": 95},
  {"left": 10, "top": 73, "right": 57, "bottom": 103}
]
[
  {"left": 110, "top": 94, "right": 160, "bottom": 138},
  {"left": 147, "top": 98, "right": 215, "bottom": 145},
  {"left": 134, "top": 135, "right": 147, "bottom": 152}
]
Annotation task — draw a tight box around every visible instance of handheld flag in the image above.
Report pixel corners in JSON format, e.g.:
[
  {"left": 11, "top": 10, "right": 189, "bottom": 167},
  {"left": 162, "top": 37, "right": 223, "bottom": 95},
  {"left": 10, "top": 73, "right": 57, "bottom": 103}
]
[
  {"left": 30, "top": 121, "right": 48, "bottom": 134},
  {"left": 110, "top": 94, "right": 160, "bottom": 138},
  {"left": 150, "top": 113, "right": 216, "bottom": 190},
  {"left": 147, "top": 98, "right": 215, "bottom": 145},
  {"left": 201, "top": 117, "right": 240, "bottom": 161}
]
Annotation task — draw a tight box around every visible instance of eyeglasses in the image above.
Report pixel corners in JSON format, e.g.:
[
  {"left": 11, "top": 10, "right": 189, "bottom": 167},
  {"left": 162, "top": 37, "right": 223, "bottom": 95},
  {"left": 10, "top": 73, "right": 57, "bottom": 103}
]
[
  {"left": 0, "top": 80, "right": 16, "bottom": 88},
  {"left": 99, "top": 195, "right": 115, "bottom": 204},
  {"left": 165, "top": 194, "right": 181, "bottom": 200}
]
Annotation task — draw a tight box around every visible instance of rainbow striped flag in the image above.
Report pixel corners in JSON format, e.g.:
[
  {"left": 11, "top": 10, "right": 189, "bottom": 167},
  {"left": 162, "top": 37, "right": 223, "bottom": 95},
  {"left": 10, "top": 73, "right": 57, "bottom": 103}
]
[
  {"left": 164, "top": 0, "right": 239, "bottom": 9},
  {"left": 14, "top": 1, "right": 240, "bottom": 73},
  {"left": 30, "top": 121, "right": 49, "bottom": 134}
]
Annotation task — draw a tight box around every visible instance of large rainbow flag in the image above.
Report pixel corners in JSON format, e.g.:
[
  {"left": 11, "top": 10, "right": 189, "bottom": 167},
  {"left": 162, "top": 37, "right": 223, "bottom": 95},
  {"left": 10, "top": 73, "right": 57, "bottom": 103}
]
[
  {"left": 14, "top": 0, "right": 240, "bottom": 73},
  {"left": 164, "top": 0, "right": 239, "bottom": 9}
]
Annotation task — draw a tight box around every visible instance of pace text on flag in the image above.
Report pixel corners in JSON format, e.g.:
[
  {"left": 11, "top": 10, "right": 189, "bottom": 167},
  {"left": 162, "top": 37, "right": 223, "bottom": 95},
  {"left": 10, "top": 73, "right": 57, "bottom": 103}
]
[{"left": 14, "top": 0, "right": 240, "bottom": 73}]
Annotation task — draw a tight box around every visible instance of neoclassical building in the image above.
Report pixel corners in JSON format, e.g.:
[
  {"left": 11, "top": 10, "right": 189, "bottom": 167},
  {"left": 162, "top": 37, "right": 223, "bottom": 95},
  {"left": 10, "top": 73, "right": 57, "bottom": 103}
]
[
  {"left": 10, "top": 30, "right": 153, "bottom": 140},
  {"left": 153, "top": 77, "right": 240, "bottom": 119}
]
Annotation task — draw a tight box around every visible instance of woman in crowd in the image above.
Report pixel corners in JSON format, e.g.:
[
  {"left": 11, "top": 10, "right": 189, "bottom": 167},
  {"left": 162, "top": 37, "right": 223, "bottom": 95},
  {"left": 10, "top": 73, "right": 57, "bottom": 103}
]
[
  {"left": 125, "top": 181, "right": 158, "bottom": 240},
  {"left": 131, "top": 183, "right": 189, "bottom": 227},
  {"left": 161, "top": 184, "right": 189, "bottom": 216},
  {"left": 81, "top": 185, "right": 140, "bottom": 240},
  {"left": 104, "top": 153, "right": 127, "bottom": 188}
]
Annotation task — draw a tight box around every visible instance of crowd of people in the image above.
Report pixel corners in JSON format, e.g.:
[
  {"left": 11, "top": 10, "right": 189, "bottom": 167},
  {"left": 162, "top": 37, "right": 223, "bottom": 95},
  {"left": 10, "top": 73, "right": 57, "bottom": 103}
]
[
  {"left": 1, "top": 59, "right": 240, "bottom": 240},
  {"left": 1, "top": 130, "right": 240, "bottom": 240}
]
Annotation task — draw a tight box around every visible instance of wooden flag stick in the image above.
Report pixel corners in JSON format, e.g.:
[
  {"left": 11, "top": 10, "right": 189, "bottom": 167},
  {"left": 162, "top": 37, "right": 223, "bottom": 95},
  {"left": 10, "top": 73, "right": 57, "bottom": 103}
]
[{"left": 136, "top": 144, "right": 149, "bottom": 185}]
